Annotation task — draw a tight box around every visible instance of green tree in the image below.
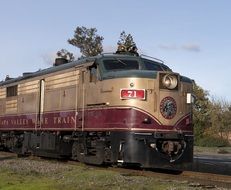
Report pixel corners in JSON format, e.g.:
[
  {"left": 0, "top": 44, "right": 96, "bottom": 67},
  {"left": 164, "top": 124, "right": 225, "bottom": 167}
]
[
  {"left": 193, "top": 82, "right": 211, "bottom": 142},
  {"left": 68, "top": 26, "right": 104, "bottom": 57},
  {"left": 222, "top": 105, "right": 231, "bottom": 140},
  {"left": 193, "top": 82, "right": 231, "bottom": 146},
  {"left": 117, "top": 31, "right": 137, "bottom": 49},
  {"left": 210, "top": 98, "right": 231, "bottom": 140},
  {"left": 56, "top": 49, "right": 75, "bottom": 62},
  {"left": 209, "top": 98, "right": 223, "bottom": 136}
]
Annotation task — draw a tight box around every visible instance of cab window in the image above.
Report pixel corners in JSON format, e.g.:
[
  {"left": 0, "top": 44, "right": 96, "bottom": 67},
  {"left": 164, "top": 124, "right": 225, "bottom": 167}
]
[
  {"left": 142, "top": 59, "right": 172, "bottom": 71},
  {"left": 103, "top": 59, "right": 139, "bottom": 71}
]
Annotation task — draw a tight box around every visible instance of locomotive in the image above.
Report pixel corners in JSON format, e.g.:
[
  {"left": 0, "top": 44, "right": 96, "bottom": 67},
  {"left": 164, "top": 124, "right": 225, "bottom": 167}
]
[{"left": 0, "top": 47, "right": 194, "bottom": 169}]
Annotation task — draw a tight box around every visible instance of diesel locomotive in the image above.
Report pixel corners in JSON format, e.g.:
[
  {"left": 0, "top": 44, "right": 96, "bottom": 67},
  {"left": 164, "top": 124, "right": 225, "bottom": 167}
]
[{"left": 0, "top": 47, "right": 194, "bottom": 169}]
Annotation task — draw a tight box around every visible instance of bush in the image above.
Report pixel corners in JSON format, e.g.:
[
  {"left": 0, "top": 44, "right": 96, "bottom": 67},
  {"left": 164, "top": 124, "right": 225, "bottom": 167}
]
[
  {"left": 194, "top": 135, "right": 230, "bottom": 147},
  {"left": 217, "top": 148, "right": 229, "bottom": 154}
]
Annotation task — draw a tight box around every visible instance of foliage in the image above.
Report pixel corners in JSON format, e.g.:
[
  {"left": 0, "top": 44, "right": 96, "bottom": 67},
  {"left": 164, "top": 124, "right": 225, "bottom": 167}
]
[
  {"left": 117, "top": 31, "right": 137, "bottom": 49},
  {"left": 209, "top": 98, "right": 231, "bottom": 139},
  {"left": 194, "top": 146, "right": 231, "bottom": 154},
  {"left": 195, "top": 135, "right": 230, "bottom": 147},
  {"left": 68, "top": 26, "right": 104, "bottom": 57},
  {"left": 193, "top": 81, "right": 231, "bottom": 146},
  {"left": 193, "top": 82, "right": 211, "bottom": 140},
  {"left": 56, "top": 49, "right": 75, "bottom": 62},
  {"left": 222, "top": 106, "right": 231, "bottom": 138}
]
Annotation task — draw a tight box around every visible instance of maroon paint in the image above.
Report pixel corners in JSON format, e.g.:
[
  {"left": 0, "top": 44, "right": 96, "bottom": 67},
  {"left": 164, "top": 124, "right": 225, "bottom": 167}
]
[
  {"left": 0, "top": 108, "right": 192, "bottom": 133},
  {"left": 0, "top": 114, "right": 36, "bottom": 129}
]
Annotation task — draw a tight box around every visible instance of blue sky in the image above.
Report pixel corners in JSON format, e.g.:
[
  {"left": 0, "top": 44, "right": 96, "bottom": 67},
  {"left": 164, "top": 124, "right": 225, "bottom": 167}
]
[{"left": 0, "top": 1, "right": 231, "bottom": 101}]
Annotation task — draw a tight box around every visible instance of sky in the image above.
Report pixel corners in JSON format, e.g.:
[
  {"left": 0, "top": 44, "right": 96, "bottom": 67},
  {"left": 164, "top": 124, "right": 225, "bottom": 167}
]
[{"left": 0, "top": 0, "right": 231, "bottom": 101}]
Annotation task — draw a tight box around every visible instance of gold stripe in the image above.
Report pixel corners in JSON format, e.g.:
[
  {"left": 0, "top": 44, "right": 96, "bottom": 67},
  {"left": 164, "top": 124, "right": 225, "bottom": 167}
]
[
  {"left": 19, "top": 80, "right": 38, "bottom": 87},
  {"left": 6, "top": 107, "right": 17, "bottom": 111},
  {"left": 46, "top": 71, "right": 79, "bottom": 82},
  {"left": 45, "top": 70, "right": 79, "bottom": 90},
  {"left": 18, "top": 81, "right": 39, "bottom": 95},
  {"left": 6, "top": 100, "right": 17, "bottom": 104},
  {"left": 46, "top": 76, "right": 78, "bottom": 84},
  {"left": 6, "top": 100, "right": 17, "bottom": 110},
  {"left": 46, "top": 74, "right": 77, "bottom": 82},
  {"left": 18, "top": 88, "right": 38, "bottom": 94},
  {"left": 46, "top": 81, "right": 78, "bottom": 89},
  {"left": 0, "top": 88, "right": 6, "bottom": 99}
]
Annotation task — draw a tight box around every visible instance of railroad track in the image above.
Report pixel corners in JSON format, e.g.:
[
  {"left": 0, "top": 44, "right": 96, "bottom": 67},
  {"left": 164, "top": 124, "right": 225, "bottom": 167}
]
[{"left": 1, "top": 151, "right": 231, "bottom": 189}]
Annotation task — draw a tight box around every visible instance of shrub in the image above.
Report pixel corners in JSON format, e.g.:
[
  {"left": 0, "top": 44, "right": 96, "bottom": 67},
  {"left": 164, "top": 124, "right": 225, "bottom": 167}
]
[{"left": 194, "top": 135, "right": 230, "bottom": 147}]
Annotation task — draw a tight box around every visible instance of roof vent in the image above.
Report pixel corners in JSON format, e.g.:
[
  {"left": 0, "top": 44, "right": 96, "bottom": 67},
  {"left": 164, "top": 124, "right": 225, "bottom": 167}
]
[
  {"left": 23, "top": 72, "right": 33, "bottom": 77},
  {"left": 5, "top": 75, "right": 14, "bottom": 81},
  {"left": 116, "top": 44, "right": 139, "bottom": 56},
  {"left": 53, "top": 58, "right": 68, "bottom": 66}
]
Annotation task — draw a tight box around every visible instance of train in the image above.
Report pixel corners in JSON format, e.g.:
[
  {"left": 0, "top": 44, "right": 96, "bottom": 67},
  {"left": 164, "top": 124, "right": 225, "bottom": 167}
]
[{"left": 0, "top": 46, "right": 194, "bottom": 169}]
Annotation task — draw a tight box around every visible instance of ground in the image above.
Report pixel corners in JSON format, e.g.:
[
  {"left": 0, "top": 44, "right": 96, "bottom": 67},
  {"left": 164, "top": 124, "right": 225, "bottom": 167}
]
[{"left": 0, "top": 147, "right": 230, "bottom": 190}]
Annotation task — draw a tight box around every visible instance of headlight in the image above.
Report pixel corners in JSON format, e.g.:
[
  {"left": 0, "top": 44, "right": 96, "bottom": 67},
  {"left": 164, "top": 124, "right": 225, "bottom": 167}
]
[{"left": 162, "top": 74, "right": 178, "bottom": 89}]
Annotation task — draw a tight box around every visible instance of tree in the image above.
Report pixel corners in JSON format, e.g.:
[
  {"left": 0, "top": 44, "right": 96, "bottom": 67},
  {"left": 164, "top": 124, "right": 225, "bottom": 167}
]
[
  {"left": 193, "top": 82, "right": 211, "bottom": 141},
  {"left": 117, "top": 31, "right": 136, "bottom": 48},
  {"left": 193, "top": 82, "right": 231, "bottom": 146},
  {"left": 210, "top": 97, "right": 231, "bottom": 140},
  {"left": 209, "top": 98, "right": 223, "bottom": 137},
  {"left": 56, "top": 49, "right": 75, "bottom": 62},
  {"left": 68, "top": 26, "right": 104, "bottom": 57},
  {"left": 222, "top": 105, "right": 231, "bottom": 141}
]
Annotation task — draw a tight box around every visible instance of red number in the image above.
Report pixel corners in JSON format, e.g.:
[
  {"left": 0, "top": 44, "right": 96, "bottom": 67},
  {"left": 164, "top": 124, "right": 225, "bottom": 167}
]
[{"left": 120, "top": 89, "right": 145, "bottom": 100}]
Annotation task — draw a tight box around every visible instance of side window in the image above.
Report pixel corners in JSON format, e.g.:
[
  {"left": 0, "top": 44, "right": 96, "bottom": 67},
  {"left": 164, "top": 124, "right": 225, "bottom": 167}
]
[
  {"left": 143, "top": 60, "right": 163, "bottom": 71},
  {"left": 6, "top": 85, "right": 18, "bottom": 97},
  {"left": 142, "top": 59, "right": 172, "bottom": 72},
  {"left": 89, "top": 65, "right": 97, "bottom": 82}
]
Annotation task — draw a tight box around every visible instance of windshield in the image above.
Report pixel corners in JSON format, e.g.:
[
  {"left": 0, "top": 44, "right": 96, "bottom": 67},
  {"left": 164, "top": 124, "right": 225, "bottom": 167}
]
[
  {"left": 142, "top": 59, "right": 171, "bottom": 71},
  {"left": 101, "top": 57, "right": 171, "bottom": 72},
  {"left": 103, "top": 59, "right": 139, "bottom": 71}
]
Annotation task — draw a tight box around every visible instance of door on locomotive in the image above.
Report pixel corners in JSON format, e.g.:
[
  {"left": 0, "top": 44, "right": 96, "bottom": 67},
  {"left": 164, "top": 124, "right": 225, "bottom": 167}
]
[{"left": 72, "top": 63, "right": 108, "bottom": 164}]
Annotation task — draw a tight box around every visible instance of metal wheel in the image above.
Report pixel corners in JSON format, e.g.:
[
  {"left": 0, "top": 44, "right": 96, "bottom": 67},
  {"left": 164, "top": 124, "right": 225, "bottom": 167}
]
[{"left": 72, "top": 141, "right": 85, "bottom": 162}]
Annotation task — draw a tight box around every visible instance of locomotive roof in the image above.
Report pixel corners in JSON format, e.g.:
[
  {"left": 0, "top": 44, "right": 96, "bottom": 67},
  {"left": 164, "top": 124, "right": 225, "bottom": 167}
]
[
  {"left": 0, "top": 56, "right": 97, "bottom": 86},
  {"left": 0, "top": 53, "right": 179, "bottom": 86}
]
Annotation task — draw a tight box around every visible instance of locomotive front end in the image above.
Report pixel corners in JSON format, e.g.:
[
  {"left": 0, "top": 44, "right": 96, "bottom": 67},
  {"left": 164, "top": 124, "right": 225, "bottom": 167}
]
[
  {"left": 95, "top": 54, "right": 194, "bottom": 169},
  {"left": 152, "top": 71, "right": 194, "bottom": 164}
]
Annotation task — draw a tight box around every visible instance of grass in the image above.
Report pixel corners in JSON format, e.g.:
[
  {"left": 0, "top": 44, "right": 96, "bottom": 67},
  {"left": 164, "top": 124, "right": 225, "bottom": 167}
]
[
  {"left": 0, "top": 170, "right": 54, "bottom": 190},
  {"left": 194, "top": 146, "right": 231, "bottom": 155},
  {"left": 1, "top": 146, "right": 230, "bottom": 190},
  {"left": 0, "top": 157, "right": 196, "bottom": 190}
]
